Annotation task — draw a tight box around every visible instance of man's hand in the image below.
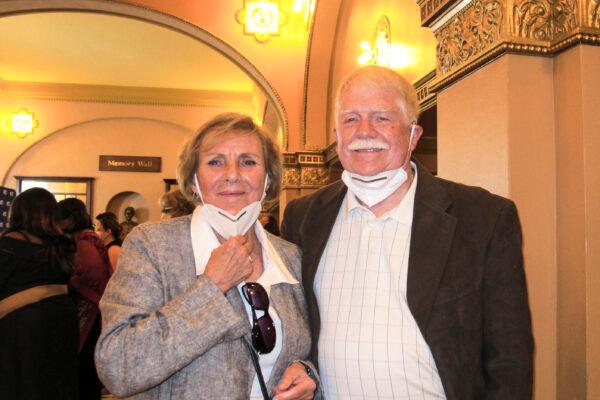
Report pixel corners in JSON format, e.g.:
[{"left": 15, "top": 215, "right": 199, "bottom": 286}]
[{"left": 273, "top": 362, "right": 316, "bottom": 400}]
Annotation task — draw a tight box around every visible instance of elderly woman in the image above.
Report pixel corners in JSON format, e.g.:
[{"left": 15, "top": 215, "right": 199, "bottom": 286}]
[
  {"left": 95, "top": 113, "right": 320, "bottom": 400},
  {"left": 158, "top": 189, "right": 196, "bottom": 219}
]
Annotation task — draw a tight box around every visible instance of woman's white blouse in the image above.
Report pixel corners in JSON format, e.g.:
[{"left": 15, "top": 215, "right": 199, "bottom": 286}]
[{"left": 190, "top": 206, "right": 299, "bottom": 398}]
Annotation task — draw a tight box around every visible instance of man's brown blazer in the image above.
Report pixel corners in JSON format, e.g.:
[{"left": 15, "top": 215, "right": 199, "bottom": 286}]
[{"left": 281, "top": 163, "right": 533, "bottom": 400}]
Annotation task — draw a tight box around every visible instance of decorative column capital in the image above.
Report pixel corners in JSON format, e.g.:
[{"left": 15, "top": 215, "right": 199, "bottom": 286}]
[
  {"left": 282, "top": 151, "right": 329, "bottom": 188},
  {"left": 418, "top": 0, "right": 600, "bottom": 91}
]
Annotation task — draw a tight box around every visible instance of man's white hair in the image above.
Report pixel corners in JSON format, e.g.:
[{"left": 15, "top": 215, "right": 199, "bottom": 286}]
[{"left": 335, "top": 65, "right": 419, "bottom": 124}]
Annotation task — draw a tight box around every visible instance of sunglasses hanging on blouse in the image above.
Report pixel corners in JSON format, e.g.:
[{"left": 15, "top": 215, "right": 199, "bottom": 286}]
[{"left": 241, "top": 282, "right": 276, "bottom": 354}]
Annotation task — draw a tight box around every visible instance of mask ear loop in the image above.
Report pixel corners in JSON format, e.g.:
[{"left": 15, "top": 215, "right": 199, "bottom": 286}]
[
  {"left": 262, "top": 175, "right": 270, "bottom": 202},
  {"left": 193, "top": 174, "right": 205, "bottom": 204},
  {"left": 195, "top": 173, "right": 270, "bottom": 204},
  {"left": 400, "top": 122, "right": 417, "bottom": 168}
]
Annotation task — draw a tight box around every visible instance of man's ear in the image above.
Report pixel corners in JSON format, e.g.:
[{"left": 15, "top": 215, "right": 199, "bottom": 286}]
[
  {"left": 333, "top": 128, "right": 340, "bottom": 143},
  {"left": 410, "top": 124, "right": 424, "bottom": 151}
]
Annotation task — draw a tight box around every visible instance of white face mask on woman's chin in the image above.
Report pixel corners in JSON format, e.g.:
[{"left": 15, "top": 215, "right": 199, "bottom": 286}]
[{"left": 193, "top": 174, "right": 269, "bottom": 239}]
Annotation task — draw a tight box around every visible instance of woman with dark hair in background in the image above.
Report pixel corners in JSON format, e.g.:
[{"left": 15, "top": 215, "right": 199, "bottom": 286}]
[
  {"left": 58, "top": 198, "right": 112, "bottom": 400},
  {"left": 0, "top": 188, "right": 78, "bottom": 399},
  {"left": 95, "top": 216, "right": 122, "bottom": 272}
]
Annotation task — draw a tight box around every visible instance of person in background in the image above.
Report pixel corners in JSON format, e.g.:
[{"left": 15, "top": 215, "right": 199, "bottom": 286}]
[
  {"left": 158, "top": 189, "right": 196, "bottom": 219},
  {"left": 58, "top": 198, "right": 112, "bottom": 400},
  {"left": 95, "top": 216, "right": 122, "bottom": 272},
  {"left": 0, "top": 188, "right": 78, "bottom": 399},
  {"left": 95, "top": 211, "right": 117, "bottom": 223},
  {"left": 259, "top": 213, "right": 280, "bottom": 236},
  {"left": 282, "top": 65, "right": 533, "bottom": 399},
  {"left": 95, "top": 113, "right": 320, "bottom": 400}
]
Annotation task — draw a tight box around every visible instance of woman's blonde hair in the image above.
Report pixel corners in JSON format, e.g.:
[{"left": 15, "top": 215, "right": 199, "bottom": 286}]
[{"left": 177, "top": 113, "right": 282, "bottom": 202}]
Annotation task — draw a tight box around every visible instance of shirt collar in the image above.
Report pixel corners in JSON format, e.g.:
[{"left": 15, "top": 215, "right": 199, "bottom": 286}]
[
  {"left": 190, "top": 205, "right": 297, "bottom": 285},
  {"left": 343, "top": 161, "right": 418, "bottom": 225}
]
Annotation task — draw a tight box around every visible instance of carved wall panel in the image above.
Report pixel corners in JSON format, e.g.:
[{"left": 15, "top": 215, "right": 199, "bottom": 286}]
[
  {"left": 282, "top": 167, "right": 301, "bottom": 187},
  {"left": 301, "top": 167, "right": 329, "bottom": 186},
  {"left": 587, "top": 0, "right": 600, "bottom": 27},
  {"left": 430, "top": 0, "right": 599, "bottom": 90},
  {"left": 435, "top": 0, "right": 504, "bottom": 75}
]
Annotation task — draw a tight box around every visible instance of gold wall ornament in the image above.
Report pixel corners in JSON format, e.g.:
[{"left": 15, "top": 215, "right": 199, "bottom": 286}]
[
  {"left": 435, "top": 0, "right": 503, "bottom": 75},
  {"left": 300, "top": 167, "right": 329, "bottom": 186},
  {"left": 281, "top": 151, "right": 329, "bottom": 189},
  {"left": 587, "top": 0, "right": 600, "bottom": 27},
  {"left": 511, "top": 0, "right": 577, "bottom": 40},
  {"left": 282, "top": 167, "right": 301, "bottom": 187},
  {"left": 429, "top": 0, "right": 600, "bottom": 91},
  {"left": 554, "top": 0, "right": 578, "bottom": 35}
]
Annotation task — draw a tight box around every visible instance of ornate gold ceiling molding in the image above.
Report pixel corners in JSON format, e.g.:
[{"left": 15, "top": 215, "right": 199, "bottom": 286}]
[
  {"left": 0, "top": 79, "right": 256, "bottom": 108},
  {"left": 421, "top": 0, "right": 600, "bottom": 91}
]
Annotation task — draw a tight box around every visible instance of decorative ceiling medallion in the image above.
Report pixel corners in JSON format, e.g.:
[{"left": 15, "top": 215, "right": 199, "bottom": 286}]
[{"left": 236, "top": 0, "right": 289, "bottom": 42}]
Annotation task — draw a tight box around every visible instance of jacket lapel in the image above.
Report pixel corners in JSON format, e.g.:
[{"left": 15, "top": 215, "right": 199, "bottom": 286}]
[
  {"left": 301, "top": 181, "right": 347, "bottom": 291},
  {"left": 407, "top": 165, "right": 457, "bottom": 333}
]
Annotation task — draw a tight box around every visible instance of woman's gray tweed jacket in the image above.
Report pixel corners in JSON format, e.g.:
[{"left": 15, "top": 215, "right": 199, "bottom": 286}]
[{"left": 95, "top": 215, "right": 321, "bottom": 399}]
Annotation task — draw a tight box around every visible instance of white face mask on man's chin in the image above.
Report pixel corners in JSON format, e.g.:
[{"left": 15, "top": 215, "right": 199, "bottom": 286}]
[
  {"left": 193, "top": 174, "right": 268, "bottom": 239},
  {"left": 341, "top": 124, "right": 416, "bottom": 208}
]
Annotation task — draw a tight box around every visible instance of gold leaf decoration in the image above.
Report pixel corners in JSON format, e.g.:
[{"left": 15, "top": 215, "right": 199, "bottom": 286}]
[
  {"left": 588, "top": 0, "right": 600, "bottom": 28},
  {"left": 301, "top": 167, "right": 329, "bottom": 186},
  {"left": 435, "top": 0, "right": 503, "bottom": 75},
  {"left": 283, "top": 168, "right": 300, "bottom": 186}
]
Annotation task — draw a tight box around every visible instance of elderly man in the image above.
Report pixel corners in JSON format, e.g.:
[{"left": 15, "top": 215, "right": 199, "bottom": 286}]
[{"left": 281, "top": 65, "right": 533, "bottom": 399}]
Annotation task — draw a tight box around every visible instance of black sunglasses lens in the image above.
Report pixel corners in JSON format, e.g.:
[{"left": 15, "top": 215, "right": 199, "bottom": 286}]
[
  {"left": 244, "top": 283, "right": 269, "bottom": 309},
  {"left": 243, "top": 283, "right": 276, "bottom": 354},
  {"left": 254, "top": 315, "right": 275, "bottom": 353}
]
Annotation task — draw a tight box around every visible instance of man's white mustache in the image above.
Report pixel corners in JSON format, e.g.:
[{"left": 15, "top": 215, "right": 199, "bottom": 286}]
[{"left": 347, "top": 139, "right": 390, "bottom": 151}]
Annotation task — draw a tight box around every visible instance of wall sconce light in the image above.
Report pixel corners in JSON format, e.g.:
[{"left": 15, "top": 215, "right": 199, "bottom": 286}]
[
  {"left": 358, "top": 16, "right": 417, "bottom": 69},
  {"left": 358, "top": 16, "right": 392, "bottom": 67},
  {"left": 11, "top": 108, "right": 38, "bottom": 138},
  {"left": 236, "top": 0, "right": 288, "bottom": 42}
]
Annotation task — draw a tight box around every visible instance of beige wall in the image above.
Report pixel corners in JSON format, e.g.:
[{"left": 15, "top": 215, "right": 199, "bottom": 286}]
[
  {"left": 438, "top": 53, "right": 558, "bottom": 399},
  {"left": 6, "top": 118, "right": 188, "bottom": 222},
  {"left": 580, "top": 45, "right": 600, "bottom": 400},
  {"left": 438, "top": 47, "right": 600, "bottom": 398},
  {"left": 0, "top": 97, "right": 258, "bottom": 221},
  {"left": 554, "top": 44, "right": 600, "bottom": 399}
]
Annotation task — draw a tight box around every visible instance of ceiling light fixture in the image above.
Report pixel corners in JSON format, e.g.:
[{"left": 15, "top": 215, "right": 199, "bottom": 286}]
[{"left": 236, "top": 0, "right": 288, "bottom": 42}]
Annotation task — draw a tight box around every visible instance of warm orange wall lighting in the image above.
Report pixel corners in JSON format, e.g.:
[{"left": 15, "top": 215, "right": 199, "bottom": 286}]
[
  {"left": 11, "top": 108, "right": 38, "bottom": 138},
  {"left": 236, "top": 0, "right": 288, "bottom": 42}
]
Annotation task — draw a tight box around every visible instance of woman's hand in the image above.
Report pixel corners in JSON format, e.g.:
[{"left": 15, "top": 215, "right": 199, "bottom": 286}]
[
  {"left": 273, "top": 362, "right": 316, "bottom": 400},
  {"left": 203, "top": 235, "right": 253, "bottom": 293}
]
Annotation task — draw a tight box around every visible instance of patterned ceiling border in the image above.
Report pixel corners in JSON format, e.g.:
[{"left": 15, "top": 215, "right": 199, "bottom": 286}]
[{"left": 424, "top": 0, "right": 600, "bottom": 92}]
